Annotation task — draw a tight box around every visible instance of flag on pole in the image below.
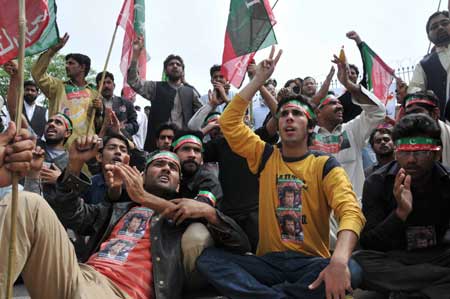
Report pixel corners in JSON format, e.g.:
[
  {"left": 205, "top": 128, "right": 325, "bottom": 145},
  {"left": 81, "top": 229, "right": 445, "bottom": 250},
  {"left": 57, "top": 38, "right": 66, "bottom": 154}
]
[
  {"left": 221, "top": 0, "right": 277, "bottom": 88},
  {"left": 117, "top": 0, "right": 146, "bottom": 100},
  {"left": 0, "top": 0, "right": 59, "bottom": 65},
  {"left": 360, "top": 42, "right": 395, "bottom": 105}
]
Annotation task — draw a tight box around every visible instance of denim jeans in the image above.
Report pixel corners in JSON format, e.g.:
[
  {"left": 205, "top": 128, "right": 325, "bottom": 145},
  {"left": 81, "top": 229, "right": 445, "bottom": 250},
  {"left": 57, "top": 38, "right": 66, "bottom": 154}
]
[{"left": 196, "top": 247, "right": 362, "bottom": 299}]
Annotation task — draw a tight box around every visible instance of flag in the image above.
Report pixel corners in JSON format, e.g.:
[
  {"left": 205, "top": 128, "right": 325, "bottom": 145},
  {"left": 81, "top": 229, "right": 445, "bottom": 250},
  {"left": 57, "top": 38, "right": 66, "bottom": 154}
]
[
  {"left": 26, "top": 0, "right": 59, "bottom": 56},
  {"left": 360, "top": 42, "right": 395, "bottom": 105},
  {"left": 0, "top": 0, "right": 58, "bottom": 65},
  {"left": 117, "top": 0, "right": 146, "bottom": 100},
  {"left": 221, "top": 0, "right": 277, "bottom": 88}
]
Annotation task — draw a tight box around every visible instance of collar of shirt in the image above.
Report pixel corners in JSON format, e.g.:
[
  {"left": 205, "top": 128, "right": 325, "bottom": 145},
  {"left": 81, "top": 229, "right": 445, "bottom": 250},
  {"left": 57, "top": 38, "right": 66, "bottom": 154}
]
[{"left": 313, "top": 124, "right": 343, "bottom": 135}]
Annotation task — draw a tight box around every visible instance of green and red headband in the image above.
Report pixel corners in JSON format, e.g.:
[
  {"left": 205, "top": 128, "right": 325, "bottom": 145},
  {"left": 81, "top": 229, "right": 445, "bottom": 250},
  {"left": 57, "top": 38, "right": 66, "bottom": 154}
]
[
  {"left": 317, "top": 95, "right": 337, "bottom": 109},
  {"left": 146, "top": 151, "right": 181, "bottom": 171},
  {"left": 172, "top": 134, "right": 203, "bottom": 152},
  {"left": 395, "top": 137, "right": 441, "bottom": 151},
  {"left": 203, "top": 113, "right": 221, "bottom": 126},
  {"left": 404, "top": 96, "right": 438, "bottom": 109},
  {"left": 55, "top": 113, "right": 73, "bottom": 132},
  {"left": 277, "top": 100, "right": 316, "bottom": 120}
]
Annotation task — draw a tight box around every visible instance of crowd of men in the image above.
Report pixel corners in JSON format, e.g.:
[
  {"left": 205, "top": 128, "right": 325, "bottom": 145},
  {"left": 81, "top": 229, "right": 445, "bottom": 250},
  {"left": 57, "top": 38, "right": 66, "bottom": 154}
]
[{"left": 1, "top": 8, "right": 450, "bottom": 299}]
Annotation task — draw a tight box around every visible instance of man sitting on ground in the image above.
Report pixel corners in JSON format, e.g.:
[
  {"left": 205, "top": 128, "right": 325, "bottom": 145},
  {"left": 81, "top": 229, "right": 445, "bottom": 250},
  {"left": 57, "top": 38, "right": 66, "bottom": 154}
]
[
  {"left": 196, "top": 48, "right": 365, "bottom": 299},
  {"left": 354, "top": 113, "right": 450, "bottom": 298}
]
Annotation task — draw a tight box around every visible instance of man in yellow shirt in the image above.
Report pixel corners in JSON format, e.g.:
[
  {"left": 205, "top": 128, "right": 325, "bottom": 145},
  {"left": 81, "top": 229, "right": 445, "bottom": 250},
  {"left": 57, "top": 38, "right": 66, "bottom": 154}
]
[{"left": 196, "top": 48, "right": 366, "bottom": 299}]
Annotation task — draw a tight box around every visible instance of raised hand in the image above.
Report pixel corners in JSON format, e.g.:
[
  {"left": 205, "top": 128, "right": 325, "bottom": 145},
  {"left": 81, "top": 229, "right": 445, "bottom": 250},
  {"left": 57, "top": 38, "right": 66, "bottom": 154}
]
[
  {"left": 332, "top": 54, "right": 354, "bottom": 91},
  {"left": 253, "top": 46, "right": 283, "bottom": 85},
  {"left": 132, "top": 36, "right": 145, "bottom": 59},
  {"left": 3, "top": 60, "right": 18, "bottom": 77},
  {"left": 394, "top": 168, "right": 413, "bottom": 221},
  {"left": 51, "top": 33, "right": 69, "bottom": 53},
  {"left": 67, "top": 135, "right": 101, "bottom": 175},
  {"left": 346, "top": 31, "right": 362, "bottom": 44},
  {"left": 0, "top": 122, "right": 36, "bottom": 186},
  {"left": 114, "top": 163, "right": 147, "bottom": 204},
  {"left": 40, "top": 163, "right": 62, "bottom": 184}
]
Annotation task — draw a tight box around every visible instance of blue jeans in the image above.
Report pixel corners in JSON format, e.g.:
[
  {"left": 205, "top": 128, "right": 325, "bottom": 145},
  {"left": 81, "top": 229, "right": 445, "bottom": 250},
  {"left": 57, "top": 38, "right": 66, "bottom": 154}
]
[{"left": 196, "top": 248, "right": 363, "bottom": 299}]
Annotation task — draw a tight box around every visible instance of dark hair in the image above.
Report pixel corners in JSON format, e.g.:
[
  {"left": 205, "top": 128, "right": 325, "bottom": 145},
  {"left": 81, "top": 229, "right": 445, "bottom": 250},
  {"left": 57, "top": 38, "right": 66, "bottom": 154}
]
[
  {"left": 24, "top": 80, "right": 39, "bottom": 91},
  {"left": 95, "top": 71, "right": 114, "bottom": 85},
  {"left": 426, "top": 11, "right": 450, "bottom": 33},
  {"left": 65, "top": 53, "right": 91, "bottom": 77},
  {"left": 392, "top": 113, "right": 441, "bottom": 142},
  {"left": 303, "top": 76, "right": 316, "bottom": 83},
  {"left": 282, "top": 214, "right": 295, "bottom": 226},
  {"left": 101, "top": 133, "right": 131, "bottom": 153},
  {"left": 348, "top": 64, "right": 359, "bottom": 76},
  {"left": 209, "top": 64, "right": 221, "bottom": 77},
  {"left": 276, "top": 95, "right": 316, "bottom": 145},
  {"left": 134, "top": 106, "right": 141, "bottom": 111},
  {"left": 369, "top": 127, "right": 393, "bottom": 147},
  {"left": 284, "top": 79, "right": 296, "bottom": 88},
  {"left": 144, "top": 106, "right": 151, "bottom": 110},
  {"left": 264, "top": 79, "right": 277, "bottom": 87},
  {"left": 402, "top": 90, "right": 440, "bottom": 111},
  {"left": 155, "top": 123, "right": 178, "bottom": 139},
  {"left": 282, "top": 186, "right": 296, "bottom": 197},
  {"left": 164, "top": 54, "right": 185, "bottom": 70}
]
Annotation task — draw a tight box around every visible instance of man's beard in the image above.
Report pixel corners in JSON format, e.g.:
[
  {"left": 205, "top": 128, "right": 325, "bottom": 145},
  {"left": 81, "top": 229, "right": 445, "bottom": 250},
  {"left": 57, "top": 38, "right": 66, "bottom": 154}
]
[
  {"left": 377, "top": 150, "right": 394, "bottom": 159},
  {"left": 433, "top": 30, "right": 450, "bottom": 45},
  {"left": 166, "top": 72, "right": 182, "bottom": 82},
  {"left": 45, "top": 136, "right": 64, "bottom": 145},
  {"left": 181, "top": 160, "right": 199, "bottom": 176},
  {"left": 24, "top": 94, "right": 36, "bottom": 104}
]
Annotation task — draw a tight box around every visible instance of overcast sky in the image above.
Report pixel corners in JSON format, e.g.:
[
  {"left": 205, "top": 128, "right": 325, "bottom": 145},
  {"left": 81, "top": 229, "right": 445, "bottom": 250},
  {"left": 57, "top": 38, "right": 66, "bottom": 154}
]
[{"left": 56, "top": 0, "right": 442, "bottom": 108}]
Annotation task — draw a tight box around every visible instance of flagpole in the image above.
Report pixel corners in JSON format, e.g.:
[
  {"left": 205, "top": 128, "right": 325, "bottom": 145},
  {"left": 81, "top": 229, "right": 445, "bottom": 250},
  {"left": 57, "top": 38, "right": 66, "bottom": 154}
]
[
  {"left": 5, "top": 0, "right": 26, "bottom": 297},
  {"left": 86, "top": 24, "right": 119, "bottom": 135}
]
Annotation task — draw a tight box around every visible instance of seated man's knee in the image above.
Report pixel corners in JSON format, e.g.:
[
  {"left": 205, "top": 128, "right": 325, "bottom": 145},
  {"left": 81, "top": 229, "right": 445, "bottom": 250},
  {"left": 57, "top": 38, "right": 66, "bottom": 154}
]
[{"left": 181, "top": 222, "right": 214, "bottom": 273}]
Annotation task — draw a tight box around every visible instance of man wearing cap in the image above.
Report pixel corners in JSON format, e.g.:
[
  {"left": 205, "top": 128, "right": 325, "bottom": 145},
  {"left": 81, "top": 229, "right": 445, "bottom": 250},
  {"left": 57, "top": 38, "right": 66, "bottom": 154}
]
[
  {"left": 409, "top": 10, "right": 450, "bottom": 122},
  {"left": 354, "top": 113, "right": 450, "bottom": 298},
  {"left": 127, "top": 36, "right": 202, "bottom": 152},
  {"left": 311, "top": 61, "right": 386, "bottom": 200},
  {"left": 402, "top": 90, "right": 450, "bottom": 166},
  {"left": 196, "top": 49, "right": 365, "bottom": 299},
  {"left": 31, "top": 33, "right": 102, "bottom": 144},
  {"left": 2, "top": 132, "right": 249, "bottom": 298}
]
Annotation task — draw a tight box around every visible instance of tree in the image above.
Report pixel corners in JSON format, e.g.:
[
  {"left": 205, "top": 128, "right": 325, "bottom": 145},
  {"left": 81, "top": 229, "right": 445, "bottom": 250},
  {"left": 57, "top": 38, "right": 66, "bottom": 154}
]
[{"left": 0, "top": 53, "right": 96, "bottom": 108}]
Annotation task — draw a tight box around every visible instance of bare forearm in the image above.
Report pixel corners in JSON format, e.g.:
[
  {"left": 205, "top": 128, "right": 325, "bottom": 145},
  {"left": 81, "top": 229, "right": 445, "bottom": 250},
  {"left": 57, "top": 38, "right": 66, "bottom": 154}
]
[
  {"left": 239, "top": 77, "right": 265, "bottom": 102},
  {"left": 259, "top": 85, "right": 277, "bottom": 115},
  {"left": 312, "top": 77, "right": 332, "bottom": 106},
  {"left": 6, "top": 75, "right": 19, "bottom": 120},
  {"left": 346, "top": 83, "right": 375, "bottom": 105},
  {"left": 140, "top": 192, "right": 176, "bottom": 213},
  {"left": 331, "top": 230, "right": 358, "bottom": 265}
]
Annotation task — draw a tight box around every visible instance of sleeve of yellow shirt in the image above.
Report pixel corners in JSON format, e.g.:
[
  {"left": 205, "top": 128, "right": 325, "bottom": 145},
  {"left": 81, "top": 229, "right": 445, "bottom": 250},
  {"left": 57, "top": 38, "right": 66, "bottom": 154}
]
[
  {"left": 31, "top": 49, "right": 61, "bottom": 104},
  {"left": 219, "top": 94, "right": 268, "bottom": 174},
  {"left": 322, "top": 164, "right": 366, "bottom": 237}
]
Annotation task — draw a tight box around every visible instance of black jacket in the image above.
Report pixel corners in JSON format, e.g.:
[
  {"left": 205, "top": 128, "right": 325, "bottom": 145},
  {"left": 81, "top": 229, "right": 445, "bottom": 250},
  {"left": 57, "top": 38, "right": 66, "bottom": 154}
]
[{"left": 48, "top": 170, "right": 250, "bottom": 299}]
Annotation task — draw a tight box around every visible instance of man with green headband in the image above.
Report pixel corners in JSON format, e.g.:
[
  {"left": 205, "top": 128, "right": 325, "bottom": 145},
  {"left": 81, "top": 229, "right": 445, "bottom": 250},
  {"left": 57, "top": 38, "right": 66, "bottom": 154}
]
[
  {"left": 196, "top": 47, "right": 365, "bottom": 299},
  {"left": 402, "top": 90, "right": 450, "bottom": 166},
  {"left": 311, "top": 56, "right": 386, "bottom": 201},
  {"left": 2, "top": 136, "right": 249, "bottom": 298},
  {"left": 25, "top": 113, "right": 73, "bottom": 199},
  {"left": 354, "top": 113, "right": 450, "bottom": 297}
]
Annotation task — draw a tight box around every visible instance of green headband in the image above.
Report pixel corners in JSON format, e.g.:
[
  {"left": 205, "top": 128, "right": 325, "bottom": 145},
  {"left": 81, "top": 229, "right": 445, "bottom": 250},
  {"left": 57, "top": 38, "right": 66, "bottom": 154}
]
[
  {"left": 203, "top": 113, "right": 221, "bottom": 126},
  {"left": 172, "top": 134, "right": 203, "bottom": 151},
  {"left": 277, "top": 100, "right": 316, "bottom": 120},
  {"left": 317, "top": 95, "right": 336, "bottom": 109},
  {"left": 395, "top": 137, "right": 441, "bottom": 151},
  {"left": 146, "top": 151, "right": 181, "bottom": 170},
  {"left": 55, "top": 113, "right": 73, "bottom": 131}
]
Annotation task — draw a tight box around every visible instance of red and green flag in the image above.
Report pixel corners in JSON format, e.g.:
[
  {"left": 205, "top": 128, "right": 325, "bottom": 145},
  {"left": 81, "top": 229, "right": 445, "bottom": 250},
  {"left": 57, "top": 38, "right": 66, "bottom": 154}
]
[
  {"left": 118, "top": 0, "right": 147, "bottom": 100},
  {"left": 360, "top": 42, "right": 395, "bottom": 105},
  {"left": 0, "top": 0, "right": 59, "bottom": 65},
  {"left": 222, "top": 0, "right": 277, "bottom": 88}
]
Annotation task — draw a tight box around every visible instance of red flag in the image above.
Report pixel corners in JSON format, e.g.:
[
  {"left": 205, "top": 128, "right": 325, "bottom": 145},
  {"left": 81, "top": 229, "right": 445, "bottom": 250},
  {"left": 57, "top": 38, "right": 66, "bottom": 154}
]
[
  {"left": 221, "top": 0, "right": 277, "bottom": 88},
  {"left": 117, "top": 0, "right": 146, "bottom": 100},
  {"left": 0, "top": 0, "right": 50, "bottom": 65}
]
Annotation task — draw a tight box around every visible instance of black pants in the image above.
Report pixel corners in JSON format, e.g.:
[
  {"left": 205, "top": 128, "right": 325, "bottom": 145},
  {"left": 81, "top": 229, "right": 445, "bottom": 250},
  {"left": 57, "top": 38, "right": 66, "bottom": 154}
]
[
  {"left": 231, "top": 210, "right": 259, "bottom": 253},
  {"left": 353, "top": 247, "right": 450, "bottom": 299}
]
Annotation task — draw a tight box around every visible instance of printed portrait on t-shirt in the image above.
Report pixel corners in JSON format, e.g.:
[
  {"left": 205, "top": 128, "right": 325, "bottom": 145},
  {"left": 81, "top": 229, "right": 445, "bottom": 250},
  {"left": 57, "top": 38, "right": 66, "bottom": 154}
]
[
  {"left": 97, "top": 239, "right": 135, "bottom": 263},
  {"left": 310, "top": 130, "right": 351, "bottom": 154},
  {"left": 276, "top": 175, "right": 304, "bottom": 243},
  {"left": 118, "top": 212, "right": 148, "bottom": 238}
]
